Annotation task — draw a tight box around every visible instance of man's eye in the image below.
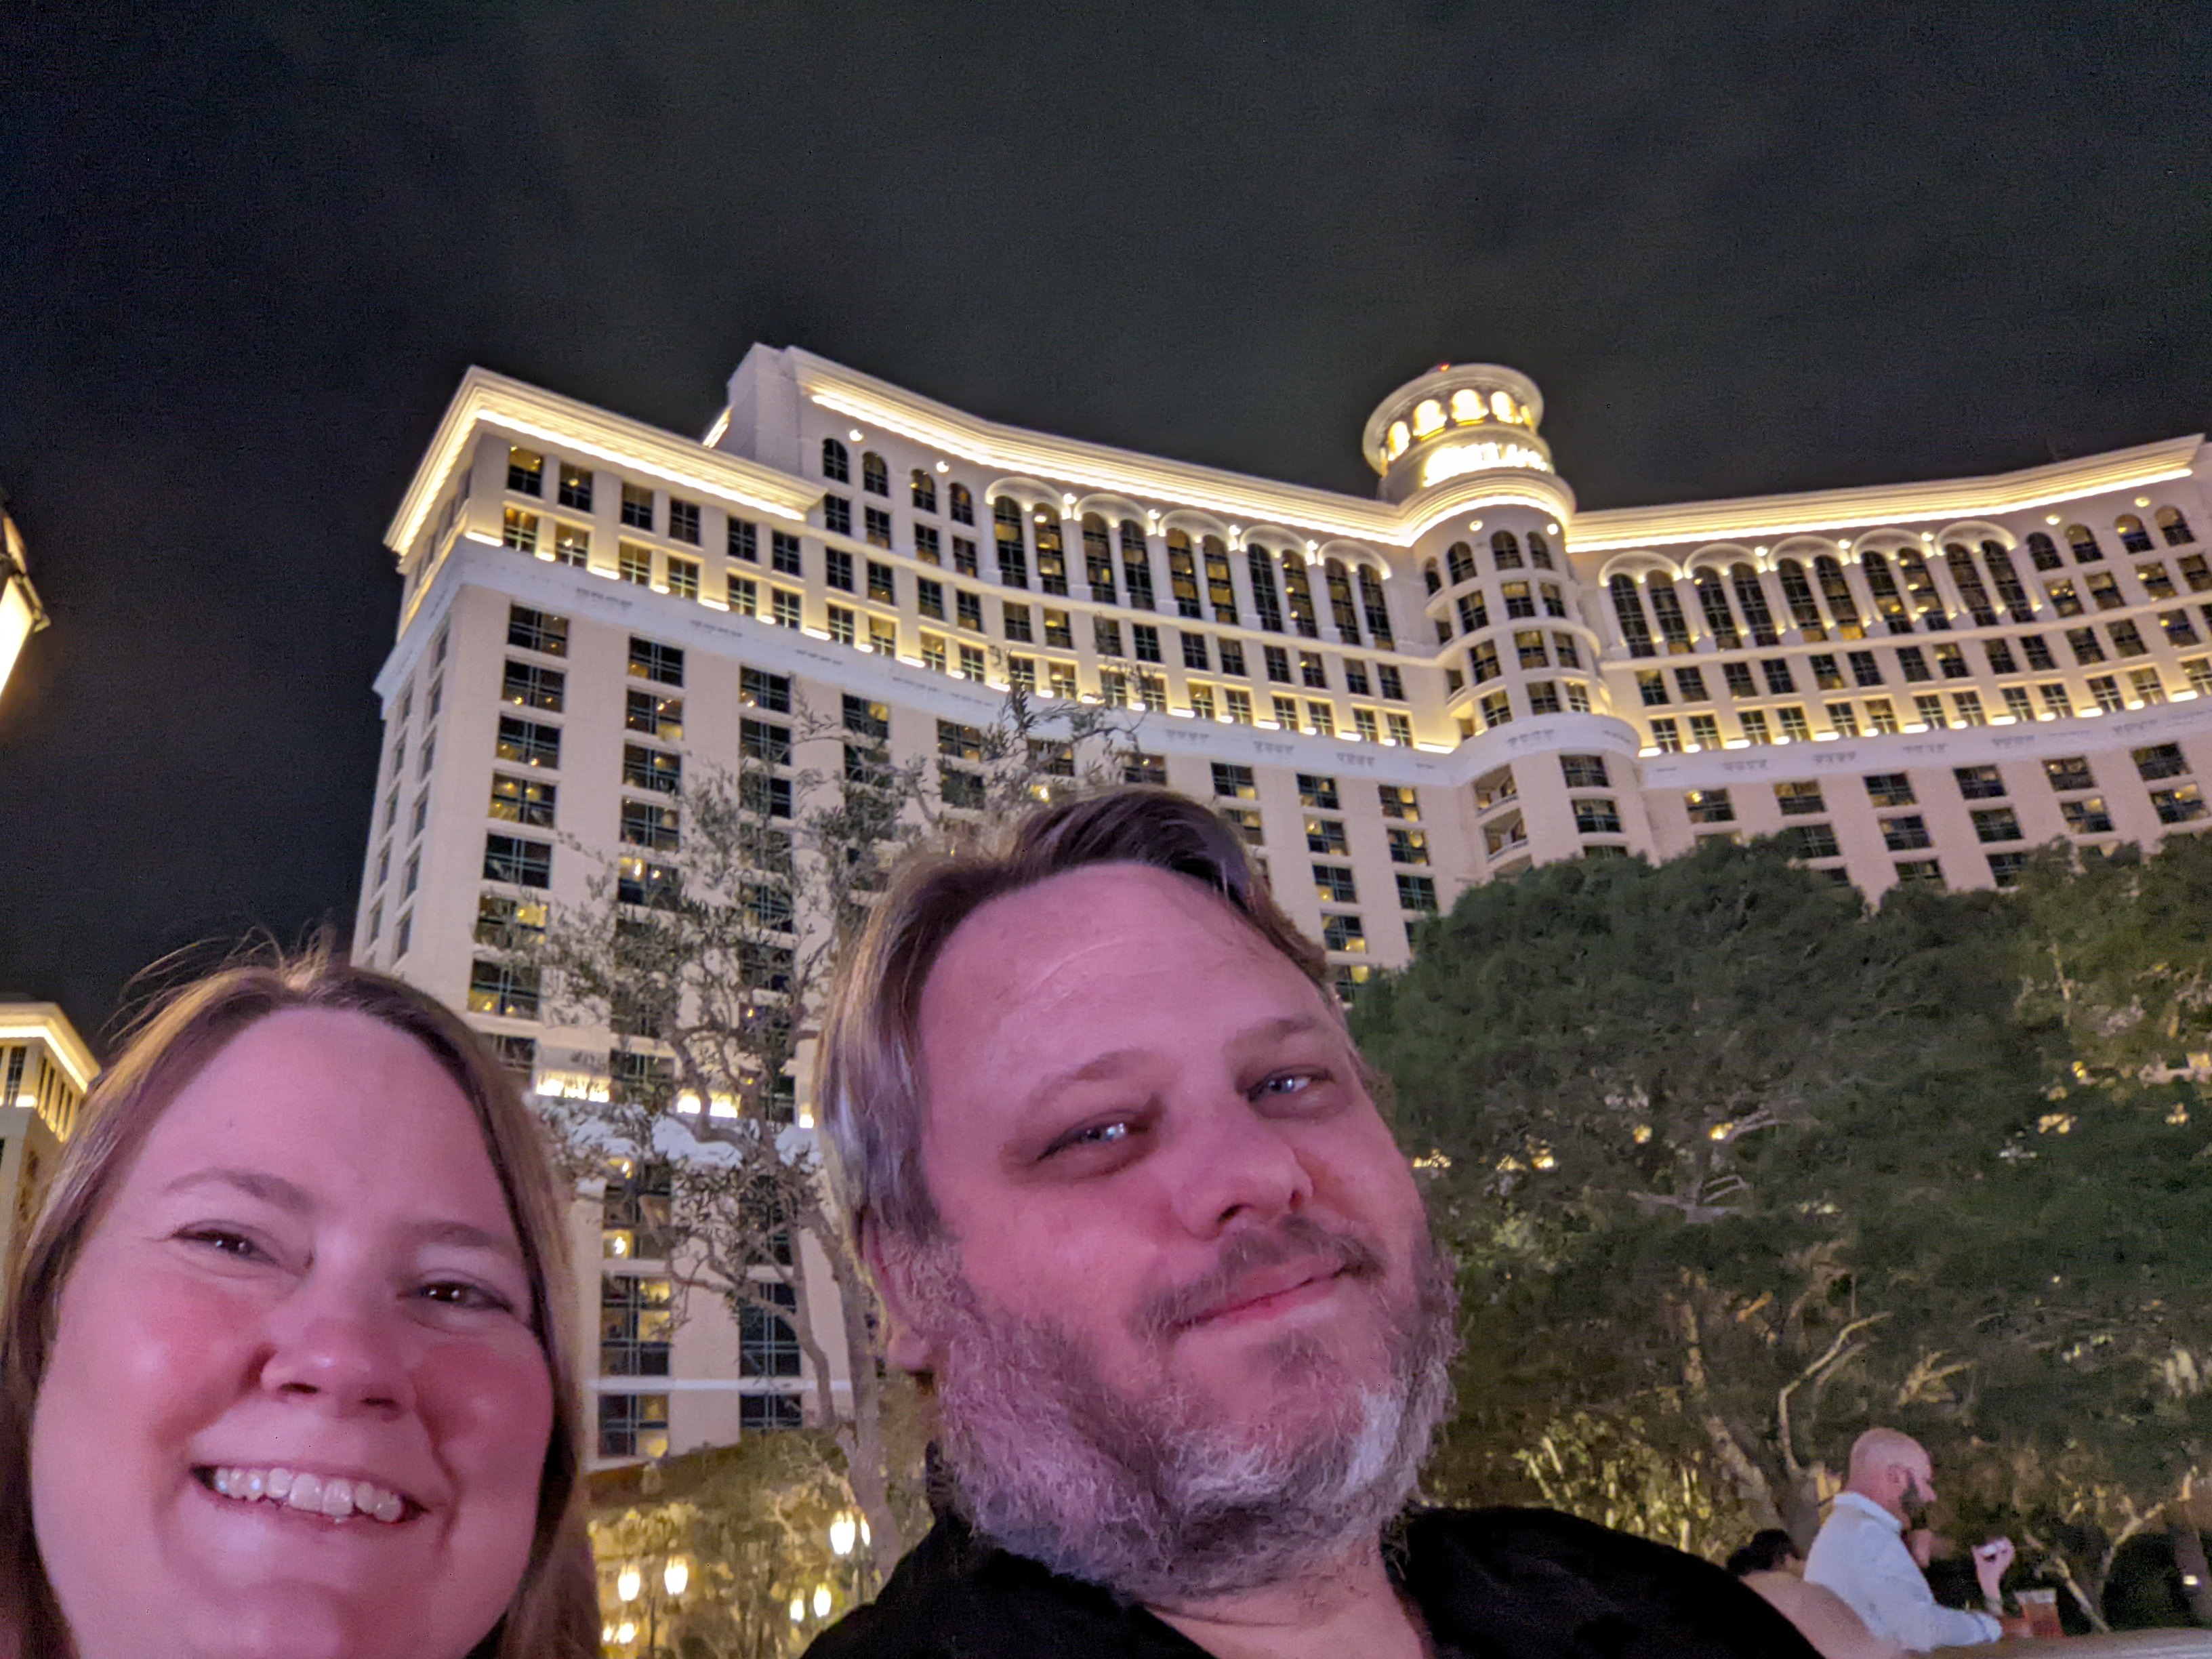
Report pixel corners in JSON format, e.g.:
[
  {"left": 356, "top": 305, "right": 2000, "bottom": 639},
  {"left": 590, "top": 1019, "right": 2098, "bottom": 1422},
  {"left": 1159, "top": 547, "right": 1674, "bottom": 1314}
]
[
  {"left": 1255, "top": 1071, "right": 1322, "bottom": 1099},
  {"left": 1046, "top": 1119, "right": 1140, "bottom": 1158}
]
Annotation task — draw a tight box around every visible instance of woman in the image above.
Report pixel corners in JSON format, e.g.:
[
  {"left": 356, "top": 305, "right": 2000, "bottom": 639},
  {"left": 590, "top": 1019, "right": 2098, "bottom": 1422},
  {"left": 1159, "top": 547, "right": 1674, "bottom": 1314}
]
[{"left": 0, "top": 951, "right": 600, "bottom": 1658}]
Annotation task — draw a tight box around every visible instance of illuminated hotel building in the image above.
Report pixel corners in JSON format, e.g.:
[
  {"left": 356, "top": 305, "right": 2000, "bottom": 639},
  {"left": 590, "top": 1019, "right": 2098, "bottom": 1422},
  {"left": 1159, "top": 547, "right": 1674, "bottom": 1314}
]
[
  {"left": 0, "top": 1002, "right": 93, "bottom": 1273},
  {"left": 357, "top": 348, "right": 2211, "bottom": 1460},
  {"left": 0, "top": 504, "right": 51, "bottom": 706}
]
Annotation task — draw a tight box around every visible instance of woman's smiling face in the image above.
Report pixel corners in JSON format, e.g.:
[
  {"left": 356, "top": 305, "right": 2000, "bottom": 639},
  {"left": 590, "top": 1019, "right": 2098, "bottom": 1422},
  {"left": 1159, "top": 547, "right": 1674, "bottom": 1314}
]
[{"left": 29, "top": 1008, "right": 554, "bottom": 1659}]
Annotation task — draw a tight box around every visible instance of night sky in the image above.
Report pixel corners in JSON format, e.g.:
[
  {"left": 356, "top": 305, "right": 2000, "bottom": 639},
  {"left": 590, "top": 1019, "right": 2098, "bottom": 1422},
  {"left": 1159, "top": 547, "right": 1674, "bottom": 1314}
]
[{"left": 2, "top": 3, "right": 2207, "bottom": 1048}]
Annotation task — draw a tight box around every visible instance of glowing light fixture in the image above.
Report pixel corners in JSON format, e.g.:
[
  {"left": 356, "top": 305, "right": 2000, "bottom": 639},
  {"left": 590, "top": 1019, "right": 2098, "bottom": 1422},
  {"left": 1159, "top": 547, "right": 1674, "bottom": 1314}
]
[
  {"left": 617, "top": 1567, "right": 642, "bottom": 1603},
  {"left": 813, "top": 1586, "right": 834, "bottom": 1619},
  {"left": 663, "top": 1559, "right": 689, "bottom": 1597},
  {"left": 830, "top": 1515, "right": 859, "bottom": 1557}
]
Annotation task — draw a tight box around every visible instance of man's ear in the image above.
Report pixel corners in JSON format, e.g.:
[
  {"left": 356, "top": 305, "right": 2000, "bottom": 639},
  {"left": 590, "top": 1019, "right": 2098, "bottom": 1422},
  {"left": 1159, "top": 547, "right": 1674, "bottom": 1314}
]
[{"left": 861, "top": 1212, "right": 945, "bottom": 1375}]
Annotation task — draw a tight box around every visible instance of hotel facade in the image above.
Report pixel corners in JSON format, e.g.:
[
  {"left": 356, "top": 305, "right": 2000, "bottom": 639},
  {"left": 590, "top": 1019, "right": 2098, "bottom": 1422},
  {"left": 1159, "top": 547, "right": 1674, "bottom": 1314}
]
[{"left": 356, "top": 347, "right": 2212, "bottom": 1462}]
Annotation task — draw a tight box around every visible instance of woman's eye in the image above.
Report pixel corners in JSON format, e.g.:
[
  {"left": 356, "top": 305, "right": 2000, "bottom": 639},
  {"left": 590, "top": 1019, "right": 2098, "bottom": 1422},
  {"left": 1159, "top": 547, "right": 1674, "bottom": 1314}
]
[
  {"left": 1256, "top": 1071, "right": 1319, "bottom": 1099},
  {"left": 1046, "top": 1118, "right": 1141, "bottom": 1159},
  {"left": 178, "top": 1227, "right": 266, "bottom": 1261},
  {"left": 417, "top": 1280, "right": 513, "bottom": 1314}
]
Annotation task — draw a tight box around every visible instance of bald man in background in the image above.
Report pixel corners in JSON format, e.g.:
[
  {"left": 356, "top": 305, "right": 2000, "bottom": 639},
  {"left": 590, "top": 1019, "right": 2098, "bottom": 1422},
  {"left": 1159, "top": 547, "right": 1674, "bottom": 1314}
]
[{"left": 1803, "top": 1429, "right": 2028, "bottom": 1650}]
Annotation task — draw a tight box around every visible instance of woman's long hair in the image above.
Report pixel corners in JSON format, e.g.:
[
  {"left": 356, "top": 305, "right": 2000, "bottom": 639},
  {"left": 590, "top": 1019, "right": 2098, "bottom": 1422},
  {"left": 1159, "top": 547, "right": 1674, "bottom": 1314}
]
[{"left": 0, "top": 947, "right": 599, "bottom": 1658}]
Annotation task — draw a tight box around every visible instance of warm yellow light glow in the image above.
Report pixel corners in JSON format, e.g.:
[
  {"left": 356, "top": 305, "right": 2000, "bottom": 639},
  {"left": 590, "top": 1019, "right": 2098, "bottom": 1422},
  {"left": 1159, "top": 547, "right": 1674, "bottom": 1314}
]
[
  {"left": 1490, "top": 389, "right": 1515, "bottom": 422},
  {"left": 1420, "top": 443, "right": 1553, "bottom": 488},
  {"left": 617, "top": 1567, "right": 642, "bottom": 1603},
  {"left": 935, "top": 460, "right": 948, "bottom": 472},
  {"left": 663, "top": 1559, "right": 689, "bottom": 1597},
  {"left": 701, "top": 408, "right": 731, "bottom": 447},
  {"left": 829, "top": 1515, "right": 859, "bottom": 1556},
  {"left": 789, "top": 1599, "right": 805, "bottom": 1624},
  {"left": 848, "top": 428, "right": 864, "bottom": 442},
  {"left": 813, "top": 1586, "right": 833, "bottom": 1620},
  {"left": 1412, "top": 398, "right": 1445, "bottom": 438},
  {"left": 1386, "top": 420, "right": 1410, "bottom": 459},
  {"left": 615, "top": 1622, "right": 636, "bottom": 1645},
  {"left": 0, "top": 579, "right": 35, "bottom": 699}
]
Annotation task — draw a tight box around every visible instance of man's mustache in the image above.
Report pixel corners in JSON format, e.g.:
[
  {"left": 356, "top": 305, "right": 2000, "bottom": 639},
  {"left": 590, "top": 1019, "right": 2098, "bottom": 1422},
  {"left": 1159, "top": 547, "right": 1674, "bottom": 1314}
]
[{"left": 1136, "top": 1215, "right": 1389, "bottom": 1343}]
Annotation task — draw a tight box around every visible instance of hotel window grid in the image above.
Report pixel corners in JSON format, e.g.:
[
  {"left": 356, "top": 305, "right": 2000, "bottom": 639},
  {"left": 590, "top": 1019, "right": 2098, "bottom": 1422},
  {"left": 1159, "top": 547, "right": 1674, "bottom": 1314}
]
[
  {"left": 825, "top": 547, "right": 854, "bottom": 592},
  {"left": 468, "top": 960, "right": 539, "bottom": 1019},
  {"left": 497, "top": 716, "right": 559, "bottom": 769},
  {"left": 867, "top": 560, "right": 895, "bottom": 603},
  {"left": 620, "top": 483, "right": 654, "bottom": 530},
  {"left": 1035, "top": 511, "right": 1069, "bottom": 596},
  {"left": 2152, "top": 785, "right": 2208, "bottom": 824},
  {"left": 1004, "top": 602, "right": 1034, "bottom": 643},
  {"left": 490, "top": 773, "right": 556, "bottom": 828},
  {"left": 483, "top": 834, "right": 551, "bottom": 888},
  {"left": 1281, "top": 558, "right": 1319, "bottom": 638},
  {"left": 1954, "top": 765, "right": 2006, "bottom": 801},
  {"left": 821, "top": 438, "right": 848, "bottom": 482},
  {"left": 506, "top": 446, "right": 544, "bottom": 494},
  {"left": 557, "top": 462, "right": 592, "bottom": 510},
  {"left": 628, "top": 638, "right": 684, "bottom": 686},
  {"left": 914, "top": 524, "right": 941, "bottom": 565},
  {"left": 1202, "top": 537, "right": 1237, "bottom": 623},
  {"left": 1044, "top": 610, "right": 1073, "bottom": 650},
  {"left": 1685, "top": 789, "right": 1734, "bottom": 824},
  {"left": 994, "top": 499, "right": 1030, "bottom": 588},
  {"left": 1397, "top": 874, "right": 1439, "bottom": 914},
  {"left": 1298, "top": 773, "right": 1341, "bottom": 811},
  {"left": 623, "top": 745, "right": 681, "bottom": 794},
  {"left": 667, "top": 556, "right": 699, "bottom": 599},
  {"left": 1322, "top": 914, "right": 1368, "bottom": 954},
  {"left": 507, "top": 605, "right": 568, "bottom": 656},
  {"left": 1324, "top": 560, "right": 1361, "bottom": 640},
  {"left": 1883, "top": 816, "right": 1933, "bottom": 852},
  {"left": 1083, "top": 517, "right": 1119, "bottom": 602},
  {"left": 865, "top": 507, "right": 893, "bottom": 550},
  {"left": 501, "top": 508, "right": 539, "bottom": 552},
  {"left": 731, "top": 519, "right": 760, "bottom": 563},
  {"left": 476, "top": 893, "right": 547, "bottom": 949},
  {"left": 771, "top": 530, "right": 802, "bottom": 575},
  {"left": 862, "top": 451, "right": 888, "bottom": 496},
  {"left": 1574, "top": 798, "right": 1623, "bottom": 835},
  {"left": 1314, "top": 863, "right": 1358, "bottom": 904},
  {"left": 1120, "top": 522, "right": 1156, "bottom": 610},
  {"left": 667, "top": 498, "right": 700, "bottom": 545},
  {"left": 1775, "top": 780, "right": 1825, "bottom": 816},
  {"left": 618, "top": 543, "right": 652, "bottom": 586},
  {"left": 911, "top": 468, "right": 937, "bottom": 512},
  {"left": 1247, "top": 548, "right": 1285, "bottom": 631}
]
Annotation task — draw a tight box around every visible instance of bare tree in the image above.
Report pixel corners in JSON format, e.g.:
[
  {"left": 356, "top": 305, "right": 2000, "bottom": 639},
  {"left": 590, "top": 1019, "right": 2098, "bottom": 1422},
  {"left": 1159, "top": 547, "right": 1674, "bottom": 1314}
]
[{"left": 520, "top": 677, "right": 1143, "bottom": 1587}]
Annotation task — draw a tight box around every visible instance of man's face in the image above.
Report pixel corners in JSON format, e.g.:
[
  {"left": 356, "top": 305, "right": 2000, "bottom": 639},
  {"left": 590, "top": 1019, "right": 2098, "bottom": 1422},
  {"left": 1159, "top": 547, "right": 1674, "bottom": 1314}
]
[
  {"left": 882, "top": 863, "right": 1453, "bottom": 1599},
  {"left": 1896, "top": 1454, "right": 1937, "bottom": 1521}
]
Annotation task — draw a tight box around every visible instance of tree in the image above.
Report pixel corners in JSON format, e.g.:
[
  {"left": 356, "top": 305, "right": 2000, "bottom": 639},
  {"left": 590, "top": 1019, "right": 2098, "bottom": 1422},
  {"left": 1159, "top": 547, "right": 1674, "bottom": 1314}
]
[
  {"left": 1356, "top": 837, "right": 2212, "bottom": 1619},
  {"left": 520, "top": 678, "right": 1141, "bottom": 1589}
]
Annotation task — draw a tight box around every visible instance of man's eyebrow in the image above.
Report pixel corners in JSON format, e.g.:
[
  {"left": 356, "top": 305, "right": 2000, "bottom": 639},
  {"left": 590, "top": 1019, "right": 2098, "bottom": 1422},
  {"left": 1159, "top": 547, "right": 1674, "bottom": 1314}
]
[
  {"left": 163, "top": 1168, "right": 314, "bottom": 1211},
  {"left": 1011, "top": 1015, "right": 1336, "bottom": 1120}
]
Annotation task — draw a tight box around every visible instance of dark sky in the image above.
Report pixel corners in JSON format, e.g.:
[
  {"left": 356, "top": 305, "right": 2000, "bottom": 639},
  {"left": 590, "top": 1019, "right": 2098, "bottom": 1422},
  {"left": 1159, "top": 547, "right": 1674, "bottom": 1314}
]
[{"left": 2, "top": 2, "right": 2207, "bottom": 1048}]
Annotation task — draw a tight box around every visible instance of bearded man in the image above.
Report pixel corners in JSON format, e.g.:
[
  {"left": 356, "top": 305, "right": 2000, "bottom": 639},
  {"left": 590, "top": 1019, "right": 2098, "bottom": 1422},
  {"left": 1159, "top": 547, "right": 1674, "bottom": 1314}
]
[{"left": 808, "top": 787, "right": 1811, "bottom": 1658}]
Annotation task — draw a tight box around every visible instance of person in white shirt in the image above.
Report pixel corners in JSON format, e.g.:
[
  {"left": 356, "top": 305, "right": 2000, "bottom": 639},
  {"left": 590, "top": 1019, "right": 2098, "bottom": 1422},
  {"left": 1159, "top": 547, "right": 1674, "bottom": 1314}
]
[{"left": 1803, "top": 1429, "right": 2028, "bottom": 1651}]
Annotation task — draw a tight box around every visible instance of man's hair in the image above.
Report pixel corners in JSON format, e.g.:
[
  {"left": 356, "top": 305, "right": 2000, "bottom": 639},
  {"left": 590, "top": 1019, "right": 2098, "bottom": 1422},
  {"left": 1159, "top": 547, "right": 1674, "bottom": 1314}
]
[
  {"left": 1847, "top": 1426, "right": 1926, "bottom": 1484},
  {"left": 1725, "top": 1528, "right": 1799, "bottom": 1576},
  {"left": 817, "top": 785, "right": 1329, "bottom": 1242}
]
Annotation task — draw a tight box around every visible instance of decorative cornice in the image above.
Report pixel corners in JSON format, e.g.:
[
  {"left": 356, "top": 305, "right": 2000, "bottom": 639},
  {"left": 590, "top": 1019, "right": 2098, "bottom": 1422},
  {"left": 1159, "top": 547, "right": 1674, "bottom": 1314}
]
[
  {"left": 385, "top": 369, "right": 823, "bottom": 556},
  {"left": 1571, "top": 436, "right": 2204, "bottom": 552},
  {"left": 0, "top": 1002, "right": 96, "bottom": 1090}
]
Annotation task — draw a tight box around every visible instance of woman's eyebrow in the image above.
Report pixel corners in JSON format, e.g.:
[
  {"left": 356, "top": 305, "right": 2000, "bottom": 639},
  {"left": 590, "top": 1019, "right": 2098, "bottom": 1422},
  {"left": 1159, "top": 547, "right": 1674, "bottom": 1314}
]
[{"left": 162, "top": 1167, "right": 314, "bottom": 1212}]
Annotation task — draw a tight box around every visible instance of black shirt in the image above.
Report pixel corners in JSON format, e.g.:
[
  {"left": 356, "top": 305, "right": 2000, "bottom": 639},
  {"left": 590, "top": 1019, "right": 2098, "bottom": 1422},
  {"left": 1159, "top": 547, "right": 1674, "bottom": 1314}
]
[{"left": 804, "top": 1507, "right": 1820, "bottom": 1658}]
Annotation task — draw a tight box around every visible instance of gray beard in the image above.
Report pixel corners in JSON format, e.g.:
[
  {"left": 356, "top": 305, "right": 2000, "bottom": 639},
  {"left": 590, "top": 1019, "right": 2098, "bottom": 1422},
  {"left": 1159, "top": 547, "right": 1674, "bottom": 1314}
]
[{"left": 911, "top": 1217, "right": 1460, "bottom": 1605}]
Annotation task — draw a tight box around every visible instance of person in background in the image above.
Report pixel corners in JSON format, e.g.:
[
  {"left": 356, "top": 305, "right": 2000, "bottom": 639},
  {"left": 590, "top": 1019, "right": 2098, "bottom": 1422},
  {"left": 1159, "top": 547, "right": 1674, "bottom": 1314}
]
[
  {"left": 0, "top": 950, "right": 598, "bottom": 1659},
  {"left": 1729, "top": 1527, "right": 1906, "bottom": 1659},
  {"left": 805, "top": 787, "right": 1818, "bottom": 1659},
  {"left": 1803, "top": 1429, "right": 2030, "bottom": 1651}
]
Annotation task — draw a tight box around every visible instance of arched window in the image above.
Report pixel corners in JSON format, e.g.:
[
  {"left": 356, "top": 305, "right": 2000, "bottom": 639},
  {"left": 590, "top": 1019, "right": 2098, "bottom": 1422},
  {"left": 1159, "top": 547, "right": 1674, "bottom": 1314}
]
[
  {"left": 1446, "top": 541, "right": 1476, "bottom": 585},
  {"left": 2116, "top": 514, "right": 2154, "bottom": 554},
  {"left": 2065, "top": 524, "right": 2103, "bottom": 564},
  {"left": 1896, "top": 549, "right": 1947, "bottom": 630},
  {"left": 1357, "top": 564, "right": 1395, "bottom": 649},
  {"left": 1645, "top": 579, "right": 1692, "bottom": 652},
  {"left": 1118, "top": 520, "right": 1156, "bottom": 610},
  {"left": 949, "top": 483, "right": 975, "bottom": 526},
  {"left": 1944, "top": 544, "right": 1996, "bottom": 626},
  {"left": 1490, "top": 530, "right": 1523, "bottom": 570},
  {"left": 1862, "top": 551, "right": 1911, "bottom": 632},
  {"left": 1035, "top": 509, "right": 1069, "bottom": 596},
  {"left": 1980, "top": 542, "right": 2033, "bottom": 623},
  {"left": 2158, "top": 506, "right": 2196, "bottom": 546},
  {"left": 1691, "top": 568, "right": 1740, "bottom": 649},
  {"left": 1609, "top": 574, "right": 1656, "bottom": 657},
  {"left": 1776, "top": 560, "right": 1826, "bottom": 638},
  {"left": 1423, "top": 559, "right": 1441, "bottom": 595},
  {"left": 1246, "top": 547, "right": 1285, "bottom": 632},
  {"left": 1166, "top": 531, "right": 1202, "bottom": 618},
  {"left": 910, "top": 468, "right": 937, "bottom": 514},
  {"left": 2026, "top": 531, "right": 2062, "bottom": 571},
  {"left": 861, "top": 451, "right": 888, "bottom": 497},
  {"left": 1814, "top": 556, "right": 1864, "bottom": 637},
  {"left": 992, "top": 497, "right": 1029, "bottom": 588},
  {"left": 1082, "top": 514, "right": 1118, "bottom": 603},
  {"left": 821, "top": 438, "right": 849, "bottom": 482},
  {"left": 1729, "top": 565, "right": 1779, "bottom": 647},
  {"left": 1528, "top": 531, "right": 1556, "bottom": 571},
  {"left": 1281, "top": 554, "right": 1319, "bottom": 637},
  {"left": 1324, "top": 558, "right": 1362, "bottom": 642},
  {"left": 1200, "top": 536, "right": 1237, "bottom": 623}
]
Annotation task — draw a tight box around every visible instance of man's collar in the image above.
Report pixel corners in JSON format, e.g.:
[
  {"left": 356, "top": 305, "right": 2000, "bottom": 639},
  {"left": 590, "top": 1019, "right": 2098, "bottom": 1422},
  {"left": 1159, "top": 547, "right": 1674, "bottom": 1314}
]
[{"left": 1833, "top": 1491, "right": 1904, "bottom": 1532}]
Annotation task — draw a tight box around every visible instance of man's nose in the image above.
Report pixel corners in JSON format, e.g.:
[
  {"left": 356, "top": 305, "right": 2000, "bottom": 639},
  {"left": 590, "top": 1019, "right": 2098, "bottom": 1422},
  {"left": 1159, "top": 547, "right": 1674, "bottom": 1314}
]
[{"left": 1160, "top": 1094, "right": 1316, "bottom": 1237}]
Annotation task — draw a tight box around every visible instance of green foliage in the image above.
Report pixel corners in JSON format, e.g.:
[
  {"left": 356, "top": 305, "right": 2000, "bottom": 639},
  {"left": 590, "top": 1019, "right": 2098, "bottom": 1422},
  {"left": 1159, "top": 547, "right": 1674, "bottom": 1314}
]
[{"left": 1359, "top": 834, "right": 2212, "bottom": 1610}]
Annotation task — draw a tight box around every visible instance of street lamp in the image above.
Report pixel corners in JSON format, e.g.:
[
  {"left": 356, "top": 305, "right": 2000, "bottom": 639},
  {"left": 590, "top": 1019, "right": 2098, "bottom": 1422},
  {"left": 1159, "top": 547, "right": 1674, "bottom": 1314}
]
[
  {"left": 828, "top": 1514, "right": 858, "bottom": 1557},
  {"left": 617, "top": 1566, "right": 642, "bottom": 1604},
  {"left": 662, "top": 1557, "right": 689, "bottom": 1598}
]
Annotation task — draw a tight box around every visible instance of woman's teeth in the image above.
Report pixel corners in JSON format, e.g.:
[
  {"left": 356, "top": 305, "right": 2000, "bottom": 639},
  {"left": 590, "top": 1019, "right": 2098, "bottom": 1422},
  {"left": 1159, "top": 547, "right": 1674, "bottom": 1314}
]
[{"left": 207, "top": 1465, "right": 407, "bottom": 1523}]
